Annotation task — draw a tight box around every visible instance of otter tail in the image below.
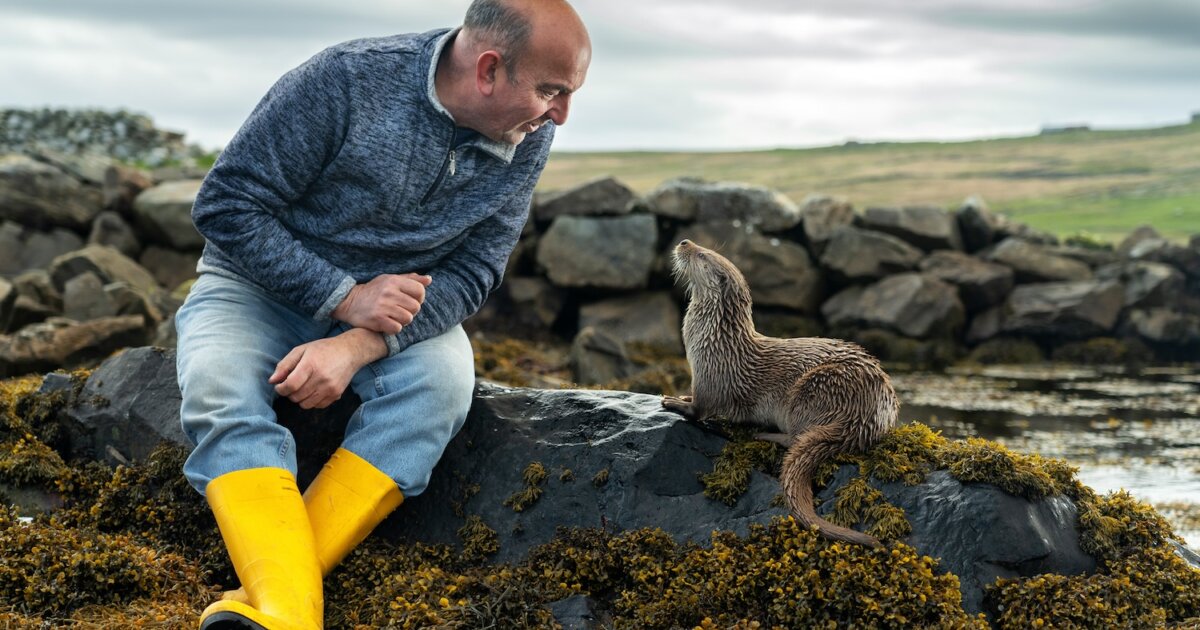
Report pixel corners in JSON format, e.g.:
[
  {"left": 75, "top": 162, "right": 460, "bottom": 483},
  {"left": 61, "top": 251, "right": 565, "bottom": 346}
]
[{"left": 780, "top": 425, "right": 882, "bottom": 548}]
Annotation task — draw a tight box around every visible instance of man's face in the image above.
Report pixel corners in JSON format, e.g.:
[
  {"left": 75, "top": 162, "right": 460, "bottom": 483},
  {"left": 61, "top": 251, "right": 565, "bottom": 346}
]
[{"left": 488, "top": 45, "right": 589, "bottom": 145}]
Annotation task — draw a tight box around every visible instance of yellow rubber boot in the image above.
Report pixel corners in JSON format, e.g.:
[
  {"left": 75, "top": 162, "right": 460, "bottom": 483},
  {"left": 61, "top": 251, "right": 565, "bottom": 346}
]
[
  {"left": 199, "top": 468, "right": 323, "bottom": 630},
  {"left": 221, "top": 449, "right": 403, "bottom": 606}
]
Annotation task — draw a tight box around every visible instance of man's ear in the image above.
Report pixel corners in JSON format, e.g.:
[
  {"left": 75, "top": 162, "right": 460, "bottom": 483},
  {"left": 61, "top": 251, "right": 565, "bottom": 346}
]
[{"left": 475, "top": 50, "right": 502, "bottom": 96}]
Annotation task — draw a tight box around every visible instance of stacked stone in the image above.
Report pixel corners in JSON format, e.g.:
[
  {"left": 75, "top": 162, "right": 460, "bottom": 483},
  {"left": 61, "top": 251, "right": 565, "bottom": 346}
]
[
  {"left": 488, "top": 177, "right": 1200, "bottom": 383},
  {"left": 1, "top": 108, "right": 206, "bottom": 167},
  {"left": 0, "top": 143, "right": 206, "bottom": 376}
]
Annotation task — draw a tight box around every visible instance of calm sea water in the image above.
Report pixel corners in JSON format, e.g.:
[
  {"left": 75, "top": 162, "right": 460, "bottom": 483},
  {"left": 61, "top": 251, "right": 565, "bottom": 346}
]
[{"left": 892, "top": 364, "right": 1200, "bottom": 549}]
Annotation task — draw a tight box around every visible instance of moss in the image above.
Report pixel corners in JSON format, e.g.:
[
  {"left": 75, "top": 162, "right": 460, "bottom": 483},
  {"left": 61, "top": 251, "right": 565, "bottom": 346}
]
[
  {"left": 458, "top": 515, "right": 500, "bottom": 562},
  {"left": 1051, "top": 337, "right": 1153, "bottom": 365},
  {"left": 559, "top": 468, "right": 574, "bottom": 482},
  {"left": 848, "top": 329, "right": 960, "bottom": 370},
  {"left": 472, "top": 335, "right": 570, "bottom": 388},
  {"left": 591, "top": 468, "right": 609, "bottom": 488},
  {"left": 700, "top": 437, "right": 782, "bottom": 506},
  {"left": 830, "top": 478, "right": 912, "bottom": 541},
  {"left": 600, "top": 343, "right": 692, "bottom": 395},
  {"left": 964, "top": 338, "right": 1044, "bottom": 365},
  {"left": 503, "top": 462, "right": 548, "bottom": 512}
]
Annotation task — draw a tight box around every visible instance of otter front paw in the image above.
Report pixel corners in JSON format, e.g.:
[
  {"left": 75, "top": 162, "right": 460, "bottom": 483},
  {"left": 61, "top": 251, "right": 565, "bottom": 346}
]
[{"left": 661, "top": 395, "right": 696, "bottom": 419}]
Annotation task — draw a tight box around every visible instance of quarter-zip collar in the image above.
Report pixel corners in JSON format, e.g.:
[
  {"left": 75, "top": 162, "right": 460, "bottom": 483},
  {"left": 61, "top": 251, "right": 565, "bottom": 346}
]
[{"left": 424, "top": 28, "right": 518, "bottom": 164}]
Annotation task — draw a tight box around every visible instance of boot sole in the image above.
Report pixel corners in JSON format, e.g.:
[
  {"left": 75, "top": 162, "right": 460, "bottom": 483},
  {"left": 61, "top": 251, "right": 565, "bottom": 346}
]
[{"left": 199, "top": 611, "right": 269, "bottom": 630}]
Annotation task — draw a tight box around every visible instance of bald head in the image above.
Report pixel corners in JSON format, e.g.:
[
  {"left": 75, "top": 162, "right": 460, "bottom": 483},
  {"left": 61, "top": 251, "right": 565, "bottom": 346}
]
[{"left": 462, "top": 0, "right": 590, "bottom": 82}]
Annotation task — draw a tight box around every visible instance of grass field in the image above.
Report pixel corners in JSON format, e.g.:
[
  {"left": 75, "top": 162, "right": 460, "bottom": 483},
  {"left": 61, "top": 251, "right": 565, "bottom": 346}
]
[{"left": 539, "top": 120, "right": 1200, "bottom": 243}]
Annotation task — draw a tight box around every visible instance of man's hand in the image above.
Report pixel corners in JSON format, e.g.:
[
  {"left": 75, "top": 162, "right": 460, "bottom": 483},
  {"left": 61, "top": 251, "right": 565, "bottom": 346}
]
[
  {"left": 332, "top": 273, "right": 432, "bottom": 334},
  {"left": 269, "top": 329, "right": 388, "bottom": 409}
]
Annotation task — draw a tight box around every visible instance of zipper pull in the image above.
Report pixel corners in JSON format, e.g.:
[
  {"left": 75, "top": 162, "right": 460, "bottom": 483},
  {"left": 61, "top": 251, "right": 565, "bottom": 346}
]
[{"left": 449, "top": 150, "right": 456, "bottom": 176}]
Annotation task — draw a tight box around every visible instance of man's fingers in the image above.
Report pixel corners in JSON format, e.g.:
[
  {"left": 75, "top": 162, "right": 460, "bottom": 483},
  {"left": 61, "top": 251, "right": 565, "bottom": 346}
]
[
  {"left": 275, "top": 364, "right": 312, "bottom": 397},
  {"left": 270, "top": 347, "right": 305, "bottom": 384}
]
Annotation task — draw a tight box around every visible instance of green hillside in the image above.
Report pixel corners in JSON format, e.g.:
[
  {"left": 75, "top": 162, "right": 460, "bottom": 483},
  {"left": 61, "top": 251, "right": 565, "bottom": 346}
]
[{"left": 539, "top": 120, "right": 1200, "bottom": 243}]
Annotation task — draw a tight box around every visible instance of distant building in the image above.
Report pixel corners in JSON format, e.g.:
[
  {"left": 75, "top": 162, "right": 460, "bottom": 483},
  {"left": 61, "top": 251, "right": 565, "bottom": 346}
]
[
  {"left": 1192, "top": 111, "right": 1200, "bottom": 123},
  {"left": 1040, "top": 124, "right": 1091, "bottom": 135}
]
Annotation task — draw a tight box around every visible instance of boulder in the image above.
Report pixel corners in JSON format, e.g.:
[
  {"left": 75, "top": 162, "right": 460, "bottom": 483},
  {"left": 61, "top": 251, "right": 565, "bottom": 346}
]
[
  {"left": 816, "top": 466, "right": 1094, "bottom": 615},
  {"left": 62, "top": 346, "right": 188, "bottom": 465},
  {"left": 918, "top": 250, "right": 1015, "bottom": 313},
  {"left": 0, "top": 220, "right": 84, "bottom": 277},
  {"left": 62, "top": 272, "right": 117, "bottom": 322},
  {"left": 534, "top": 176, "right": 635, "bottom": 222},
  {"left": 955, "top": 196, "right": 996, "bottom": 253},
  {"left": 131, "top": 179, "right": 205, "bottom": 249},
  {"left": 48, "top": 244, "right": 159, "bottom": 295},
  {"left": 640, "top": 178, "right": 801, "bottom": 232},
  {"left": 1001, "top": 280, "right": 1124, "bottom": 339},
  {"left": 993, "top": 218, "right": 1059, "bottom": 246},
  {"left": 1117, "top": 225, "right": 1163, "bottom": 258},
  {"left": 1127, "top": 238, "right": 1200, "bottom": 280},
  {"left": 860, "top": 205, "right": 963, "bottom": 251},
  {"left": 0, "top": 315, "right": 146, "bottom": 377},
  {"left": 578, "top": 292, "right": 682, "bottom": 353},
  {"left": 675, "top": 223, "right": 825, "bottom": 314},
  {"left": 6, "top": 295, "right": 55, "bottom": 334},
  {"left": 102, "top": 163, "right": 153, "bottom": 214},
  {"left": 569, "top": 326, "right": 637, "bottom": 385},
  {"left": 1095, "top": 261, "right": 1186, "bottom": 310},
  {"left": 26, "top": 148, "right": 115, "bottom": 186},
  {"left": 818, "top": 226, "right": 924, "bottom": 284},
  {"left": 0, "top": 154, "right": 103, "bottom": 230},
  {"left": 964, "top": 305, "right": 1006, "bottom": 345},
  {"left": 12, "top": 269, "right": 61, "bottom": 312},
  {"left": 1126, "top": 308, "right": 1200, "bottom": 346},
  {"left": 138, "top": 246, "right": 200, "bottom": 291},
  {"left": 536, "top": 215, "right": 658, "bottom": 290},
  {"left": 985, "top": 238, "right": 1093, "bottom": 283},
  {"left": 821, "top": 273, "right": 965, "bottom": 339},
  {"left": 1046, "top": 244, "right": 1119, "bottom": 269},
  {"left": 503, "top": 276, "right": 565, "bottom": 329},
  {"left": 799, "top": 195, "right": 855, "bottom": 256},
  {"left": 87, "top": 210, "right": 142, "bottom": 259}
]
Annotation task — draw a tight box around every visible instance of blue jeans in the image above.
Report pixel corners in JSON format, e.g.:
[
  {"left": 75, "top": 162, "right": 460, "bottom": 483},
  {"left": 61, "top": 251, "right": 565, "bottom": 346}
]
[{"left": 175, "top": 273, "right": 475, "bottom": 496}]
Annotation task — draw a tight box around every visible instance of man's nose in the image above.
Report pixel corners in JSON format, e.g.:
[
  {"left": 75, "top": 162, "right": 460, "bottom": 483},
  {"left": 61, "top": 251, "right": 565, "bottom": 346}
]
[{"left": 547, "top": 92, "right": 572, "bottom": 126}]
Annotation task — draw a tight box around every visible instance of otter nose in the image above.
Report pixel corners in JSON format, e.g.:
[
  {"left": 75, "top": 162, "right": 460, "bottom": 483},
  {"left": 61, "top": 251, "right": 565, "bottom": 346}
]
[{"left": 679, "top": 239, "right": 692, "bottom": 246}]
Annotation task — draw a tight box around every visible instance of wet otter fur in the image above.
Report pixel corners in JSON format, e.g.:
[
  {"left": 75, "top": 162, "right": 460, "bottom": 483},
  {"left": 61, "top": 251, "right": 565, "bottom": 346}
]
[{"left": 664, "top": 240, "right": 898, "bottom": 548}]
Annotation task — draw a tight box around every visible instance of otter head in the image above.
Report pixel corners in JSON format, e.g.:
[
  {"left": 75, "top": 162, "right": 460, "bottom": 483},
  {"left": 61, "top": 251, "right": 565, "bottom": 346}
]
[{"left": 672, "top": 240, "right": 753, "bottom": 308}]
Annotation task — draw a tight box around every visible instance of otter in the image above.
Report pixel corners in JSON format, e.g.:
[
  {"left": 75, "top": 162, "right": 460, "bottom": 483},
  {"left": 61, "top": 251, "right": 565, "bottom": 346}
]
[{"left": 663, "top": 239, "right": 898, "bottom": 548}]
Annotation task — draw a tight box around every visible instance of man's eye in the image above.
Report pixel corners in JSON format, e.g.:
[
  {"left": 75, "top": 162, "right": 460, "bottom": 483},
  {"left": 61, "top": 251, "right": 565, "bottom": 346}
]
[{"left": 540, "top": 89, "right": 557, "bottom": 98}]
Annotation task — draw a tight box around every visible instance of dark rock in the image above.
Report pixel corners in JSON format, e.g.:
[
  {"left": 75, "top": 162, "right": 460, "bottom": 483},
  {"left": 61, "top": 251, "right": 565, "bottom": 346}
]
[
  {"left": 799, "top": 195, "right": 855, "bottom": 256},
  {"left": 578, "top": 292, "right": 682, "bottom": 353},
  {"left": 674, "top": 223, "right": 824, "bottom": 313},
  {"left": 87, "top": 210, "right": 141, "bottom": 259},
  {"left": 956, "top": 196, "right": 997, "bottom": 253},
  {"left": 504, "top": 276, "right": 565, "bottom": 329},
  {"left": 62, "top": 346, "right": 187, "bottom": 465},
  {"left": 0, "top": 154, "right": 104, "bottom": 230},
  {"left": 1117, "top": 225, "right": 1162, "bottom": 258},
  {"left": 137, "top": 246, "right": 200, "bottom": 291},
  {"left": 381, "top": 383, "right": 789, "bottom": 562},
  {"left": 102, "top": 164, "right": 153, "bottom": 215},
  {"left": 1127, "top": 238, "right": 1200, "bottom": 280},
  {"left": 0, "top": 220, "right": 84, "bottom": 277},
  {"left": 7, "top": 295, "right": 55, "bottom": 333},
  {"left": 1046, "top": 244, "right": 1119, "bottom": 269},
  {"left": 821, "top": 273, "right": 965, "bottom": 339},
  {"left": 992, "top": 218, "right": 1059, "bottom": 246},
  {"left": 752, "top": 310, "right": 824, "bottom": 339},
  {"left": 546, "top": 594, "right": 607, "bottom": 630},
  {"left": 0, "top": 315, "right": 147, "bottom": 377},
  {"left": 860, "top": 205, "right": 963, "bottom": 251},
  {"left": 63, "top": 271, "right": 117, "bottom": 322},
  {"left": 1002, "top": 280, "right": 1125, "bottom": 339},
  {"left": 1126, "top": 309, "right": 1200, "bottom": 346},
  {"left": 27, "top": 148, "right": 114, "bottom": 186},
  {"left": 569, "top": 326, "right": 637, "bottom": 385},
  {"left": 919, "top": 250, "right": 1015, "bottom": 313},
  {"left": 48, "top": 244, "right": 159, "bottom": 295},
  {"left": 0, "top": 278, "right": 14, "bottom": 332},
  {"left": 12, "top": 269, "right": 61, "bottom": 311},
  {"left": 0, "top": 482, "right": 64, "bottom": 515},
  {"left": 534, "top": 176, "right": 635, "bottom": 222},
  {"left": 537, "top": 215, "right": 658, "bottom": 290},
  {"left": 1095, "top": 261, "right": 1186, "bottom": 309},
  {"left": 985, "top": 238, "right": 1093, "bottom": 283},
  {"left": 818, "top": 226, "right": 924, "bottom": 285},
  {"left": 640, "top": 178, "right": 801, "bottom": 232},
  {"left": 131, "top": 179, "right": 205, "bottom": 249},
  {"left": 816, "top": 466, "right": 1094, "bottom": 615},
  {"left": 965, "top": 306, "right": 1006, "bottom": 345}
]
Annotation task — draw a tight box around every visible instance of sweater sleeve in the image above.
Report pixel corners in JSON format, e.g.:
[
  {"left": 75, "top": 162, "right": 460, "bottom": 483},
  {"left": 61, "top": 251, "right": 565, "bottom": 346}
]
[
  {"left": 191, "top": 49, "right": 356, "bottom": 319},
  {"left": 381, "top": 158, "right": 543, "bottom": 356}
]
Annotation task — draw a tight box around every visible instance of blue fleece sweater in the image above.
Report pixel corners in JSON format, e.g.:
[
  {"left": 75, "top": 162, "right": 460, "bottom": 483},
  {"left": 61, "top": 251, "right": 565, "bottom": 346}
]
[{"left": 192, "top": 28, "right": 554, "bottom": 356}]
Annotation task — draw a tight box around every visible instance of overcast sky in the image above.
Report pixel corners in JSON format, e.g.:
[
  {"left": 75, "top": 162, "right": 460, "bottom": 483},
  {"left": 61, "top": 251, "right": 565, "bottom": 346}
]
[{"left": 2, "top": 0, "right": 1199, "bottom": 151}]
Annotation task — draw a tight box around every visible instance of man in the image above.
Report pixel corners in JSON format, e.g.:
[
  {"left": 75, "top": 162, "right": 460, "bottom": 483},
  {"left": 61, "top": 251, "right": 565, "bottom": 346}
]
[{"left": 175, "top": 1, "right": 590, "bottom": 628}]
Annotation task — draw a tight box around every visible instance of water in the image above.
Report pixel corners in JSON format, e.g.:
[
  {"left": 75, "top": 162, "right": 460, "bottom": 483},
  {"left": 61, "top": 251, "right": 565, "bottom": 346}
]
[{"left": 891, "top": 364, "right": 1200, "bottom": 549}]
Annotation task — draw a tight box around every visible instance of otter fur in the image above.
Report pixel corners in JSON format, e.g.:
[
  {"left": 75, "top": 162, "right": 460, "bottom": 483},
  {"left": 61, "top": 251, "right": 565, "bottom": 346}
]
[{"left": 663, "top": 240, "right": 898, "bottom": 548}]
